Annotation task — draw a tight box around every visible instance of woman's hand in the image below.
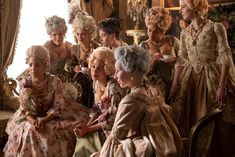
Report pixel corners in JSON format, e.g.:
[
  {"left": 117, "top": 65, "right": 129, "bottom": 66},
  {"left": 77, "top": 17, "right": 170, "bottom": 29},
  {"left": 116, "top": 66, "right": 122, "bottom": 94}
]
[
  {"left": 216, "top": 87, "right": 226, "bottom": 108},
  {"left": 73, "top": 122, "right": 89, "bottom": 137},
  {"left": 98, "top": 110, "right": 109, "bottom": 122}
]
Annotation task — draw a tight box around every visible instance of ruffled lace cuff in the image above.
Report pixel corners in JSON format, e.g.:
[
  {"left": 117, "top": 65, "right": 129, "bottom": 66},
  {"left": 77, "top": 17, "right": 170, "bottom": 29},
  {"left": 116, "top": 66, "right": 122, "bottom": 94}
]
[{"left": 216, "top": 48, "right": 234, "bottom": 67}]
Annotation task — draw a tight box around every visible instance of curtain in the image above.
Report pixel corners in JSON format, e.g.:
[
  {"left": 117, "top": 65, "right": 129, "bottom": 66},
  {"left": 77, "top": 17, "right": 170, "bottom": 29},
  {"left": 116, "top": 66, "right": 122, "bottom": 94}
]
[{"left": 0, "top": 0, "right": 22, "bottom": 109}]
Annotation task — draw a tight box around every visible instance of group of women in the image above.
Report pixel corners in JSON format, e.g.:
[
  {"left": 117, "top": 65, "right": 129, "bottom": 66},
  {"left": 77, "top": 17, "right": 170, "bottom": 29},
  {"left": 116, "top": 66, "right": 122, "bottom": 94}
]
[{"left": 3, "top": 0, "right": 235, "bottom": 156}]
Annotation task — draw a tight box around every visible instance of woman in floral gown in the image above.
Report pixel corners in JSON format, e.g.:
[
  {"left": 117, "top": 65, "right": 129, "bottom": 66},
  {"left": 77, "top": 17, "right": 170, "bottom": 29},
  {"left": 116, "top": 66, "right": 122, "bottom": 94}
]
[
  {"left": 3, "top": 46, "right": 89, "bottom": 157},
  {"left": 94, "top": 45, "right": 182, "bottom": 157},
  {"left": 169, "top": 0, "right": 235, "bottom": 156},
  {"left": 72, "top": 47, "right": 125, "bottom": 157}
]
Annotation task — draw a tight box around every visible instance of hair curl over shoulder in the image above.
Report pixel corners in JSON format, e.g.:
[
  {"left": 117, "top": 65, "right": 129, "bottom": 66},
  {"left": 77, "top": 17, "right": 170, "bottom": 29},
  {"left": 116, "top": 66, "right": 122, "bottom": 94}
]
[
  {"left": 26, "top": 45, "right": 50, "bottom": 67},
  {"left": 68, "top": 1, "right": 97, "bottom": 40},
  {"left": 114, "top": 45, "right": 150, "bottom": 76},
  {"left": 88, "top": 47, "right": 115, "bottom": 76},
  {"left": 45, "top": 15, "right": 67, "bottom": 35},
  {"left": 145, "top": 6, "right": 172, "bottom": 33},
  {"left": 98, "top": 18, "right": 123, "bottom": 39},
  {"left": 180, "top": 0, "right": 209, "bottom": 16}
]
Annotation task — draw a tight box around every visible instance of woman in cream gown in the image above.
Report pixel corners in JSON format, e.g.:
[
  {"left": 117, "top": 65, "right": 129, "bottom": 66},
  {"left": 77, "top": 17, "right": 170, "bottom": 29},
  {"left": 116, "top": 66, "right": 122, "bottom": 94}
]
[
  {"left": 94, "top": 45, "right": 182, "bottom": 157},
  {"left": 169, "top": 0, "right": 235, "bottom": 156}
]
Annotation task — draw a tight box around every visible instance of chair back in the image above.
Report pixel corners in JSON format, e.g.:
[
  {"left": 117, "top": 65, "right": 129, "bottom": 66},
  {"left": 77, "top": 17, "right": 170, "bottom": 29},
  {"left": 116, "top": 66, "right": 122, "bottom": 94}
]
[{"left": 188, "top": 108, "right": 223, "bottom": 157}]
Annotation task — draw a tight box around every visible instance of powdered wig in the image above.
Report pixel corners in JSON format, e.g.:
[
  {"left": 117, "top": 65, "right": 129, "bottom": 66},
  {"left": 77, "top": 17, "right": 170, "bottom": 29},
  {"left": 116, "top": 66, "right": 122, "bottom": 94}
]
[
  {"left": 180, "top": 0, "right": 209, "bottom": 16},
  {"left": 145, "top": 6, "right": 172, "bottom": 33},
  {"left": 68, "top": 1, "right": 97, "bottom": 40},
  {"left": 89, "top": 47, "right": 115, "bottom": 76},
  {"left": 45, "top": 15, "right": 68, "bottom": 35},
  {"left": 114, "top": 46, "right": 150, "bottom": 76},
  {"left": 26, "top": 45, "right": 50, "bottom": 67}
]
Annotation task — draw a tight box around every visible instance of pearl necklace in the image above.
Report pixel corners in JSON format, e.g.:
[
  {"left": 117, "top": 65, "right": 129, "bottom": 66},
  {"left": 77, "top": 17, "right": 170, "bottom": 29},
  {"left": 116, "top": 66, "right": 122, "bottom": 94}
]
[{"left": 31, "top": 77, "right": 48, "bottom": 90}]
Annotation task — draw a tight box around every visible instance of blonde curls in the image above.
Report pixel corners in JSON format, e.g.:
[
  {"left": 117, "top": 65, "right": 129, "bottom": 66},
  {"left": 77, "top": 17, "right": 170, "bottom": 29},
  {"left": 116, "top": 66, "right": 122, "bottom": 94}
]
[
  {"left": 88, "top": 47, "right": 115, "bottom": 76},
  {"left": 68, "top": 1, "right": 97, "bottom": 40},
  {"left": 145, "top": 6, "right": 172, "bottom": 33},
  {"left": 180, "top": 0, "right": 209, "bottom": 16}
]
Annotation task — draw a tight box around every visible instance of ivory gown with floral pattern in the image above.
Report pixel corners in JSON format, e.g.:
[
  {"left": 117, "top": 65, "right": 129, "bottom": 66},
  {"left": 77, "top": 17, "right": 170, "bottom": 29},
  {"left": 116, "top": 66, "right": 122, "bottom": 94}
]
[
  {"left": 172, "top": 20, "right": 235, "bottom": 137},
  {"left": 3, "top": 74, "right": 89, "bottom": 157}
]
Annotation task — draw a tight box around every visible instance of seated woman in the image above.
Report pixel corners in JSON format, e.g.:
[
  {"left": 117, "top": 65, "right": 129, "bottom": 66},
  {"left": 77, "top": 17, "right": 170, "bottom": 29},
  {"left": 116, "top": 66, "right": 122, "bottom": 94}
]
[
  {"left": 95, "top": 45, "right": 182, "bottom": 157},
  {"left": 3, "top": 46, "right": 89, "bottom": 157},
  {"left": 72, "top": 47, "right": 125, "bottom": 157},
  {"left": 140, "top": 6, "right": 179, "bottom": 100},
  {"left": 98, "top": 17, "right": 128, "bottom": 50}
]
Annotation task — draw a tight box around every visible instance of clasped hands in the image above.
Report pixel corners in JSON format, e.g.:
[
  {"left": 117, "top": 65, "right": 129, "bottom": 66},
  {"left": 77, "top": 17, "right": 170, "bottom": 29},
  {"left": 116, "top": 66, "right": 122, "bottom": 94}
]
[
  {"left": 73, "top": 121, "right": 89, "bottom": 137},
  {"left": 73, "top": 111, "right": 109, "bottom": 137}
]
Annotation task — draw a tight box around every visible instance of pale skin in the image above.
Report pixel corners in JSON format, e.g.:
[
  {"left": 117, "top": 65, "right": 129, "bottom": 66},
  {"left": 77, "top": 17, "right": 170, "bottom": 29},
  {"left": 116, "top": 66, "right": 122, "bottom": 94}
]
[
  {"left": 146, "top": 24, "right": 176, "bottom": 69},
  {"left": 73, "top": 58, "right": 109, "bottom": 137},
  {"left": 49, "top": 30, "right": 70, "bottom": 61},
  {"left": 73, "top": 28, "right": 92, "bottom": 73},
  {"left": 114, "top": 61, "right": 143, "bottom": 89},
  {"left": 169, "top": 3, "right": 228, "bottom": 106},
  {"left": 99, "top": 29, "right": 122, "bottom": 49},
  {"left": 27, "top": 57, "right": 56, "bottom": 132}
]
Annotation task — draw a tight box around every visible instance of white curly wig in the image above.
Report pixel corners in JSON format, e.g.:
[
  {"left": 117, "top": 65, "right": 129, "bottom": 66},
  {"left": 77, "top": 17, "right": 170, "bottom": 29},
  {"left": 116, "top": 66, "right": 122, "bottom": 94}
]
[
  {"left": 68, "top": 1, "right": 97, "bottom": 40},
  {"left": 114, "top": 45, "right": 150, "bottom": 76},
  {"left": 45, "top": 15, "right": 68, "bottom": 35},
  {"left": 26, "top": 45, "right": 50, "bottom": 67}
]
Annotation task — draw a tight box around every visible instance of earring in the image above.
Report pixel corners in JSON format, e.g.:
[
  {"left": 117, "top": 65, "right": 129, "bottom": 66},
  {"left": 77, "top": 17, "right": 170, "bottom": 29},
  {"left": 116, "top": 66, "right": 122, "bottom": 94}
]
[{"left": 131, "top": 76, "right": 134, "bottom": 81}]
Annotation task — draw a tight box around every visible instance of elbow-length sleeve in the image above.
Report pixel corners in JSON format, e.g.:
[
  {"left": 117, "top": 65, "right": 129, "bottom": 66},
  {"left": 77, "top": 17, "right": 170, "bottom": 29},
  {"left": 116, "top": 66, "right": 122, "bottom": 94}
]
[
  {"left": 170, "top": 36, "right": 180, "bottom": 58},
  {"left": 47, "top": 75, "right": 64, "bottom": 116},
  {"left": 108, "top": 81, "right": 124, "bottom": 110},
  {"left": 18, "top": 78, "right": 35, "bottom": 117},
  {"left": 111, "top": 96, "right": 145, "bottom": 140},
  {"left": 175, "top": 29, "right": 188, "bottom": 68},
  {"left": 214, "top": 22, "right": 234, "bottom": 68},
  {"left": 99, "top": 81, "right": 124, "bottom": 135}
]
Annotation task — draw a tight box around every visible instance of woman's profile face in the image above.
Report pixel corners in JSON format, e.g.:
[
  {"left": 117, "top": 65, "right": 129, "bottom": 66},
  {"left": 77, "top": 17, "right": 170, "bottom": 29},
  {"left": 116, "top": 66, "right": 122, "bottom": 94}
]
[
  {"left": 28, "top": 57, "right": 46, "bottom": 79},
  {"left": 50, "top": 30, "right": 65, "bottom": 46},
  {"left": 180, "top": 4, "right": 193, "bottom": 21},
  {"left": 90, "top": 58, "right": 107, "bottom": 81},
  {"left": 74, "top": 28, "right": 91, "bottom": 45},
  {"left": 114, "top": 61, "right": 131, "bottom": 88},
  {"left": 99, "top": 29, "right": 114, "bottom": 47},
  {"left": 147, "top": 24, "right": 163, "bottom": 42}
]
